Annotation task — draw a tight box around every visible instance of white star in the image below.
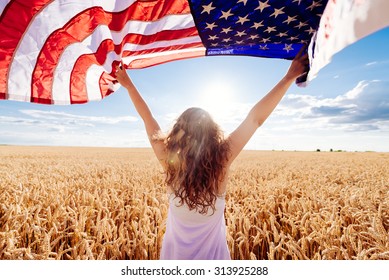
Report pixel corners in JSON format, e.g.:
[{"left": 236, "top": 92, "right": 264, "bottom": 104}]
[
  {"left": 307, "top": 1, "right": 322, "bottom": 11},
  {"left": 236, "top": 40, "right": 244, "bottom": 44},
  {"left": 289, "top": 35, "right": 299, "bottom": 41},
  {"left": 201, "top": 2, "right": 215, "bottom": 14},
  {"left": 277, "top": 31, "right": 288, "bottom": 38},
  {"left": 255, "top": 0, "right": 271, "bottom": 12},
  {"left": 306, "top": 27, "right": 316, "bottom": 35},
  {"left": 211, "top": 43, "right": 219, "bottom": 47},
  {"left": 264, "top": 26, "right": 276, "bottom": 33},
  {"left": 238, "top": 0, "right": 248, "bottom": 5},
  {"left": 208, "top": 34, "right": 219, "bottom": 40},
  {"left": 205, "top": 22, "right": 217, "bottom": 30},
  {"left": 236, "top": 15, "right": 250, "bottom": 25},
  {"left": 292, "top": 0, "right": 302, "bottom": 5},
  {"left": 251, "top": 21, "right": 264, "bottom": 29},
  {"left": 220, "top": 9, "right": 233, "bottom": 20},
  {"left": 221, "top": 27, "right": 232, "bottom": 34},
  {"left": 295, "top": 21, "right": 308, "bottom": 29},
  {"left": 235, "top": 31, "right": 247, "bottom": 37},
  {"left": 250, "top": 34, "right": 259, "bottom": 40},
  {"left": 283, "top": 15, "right": 297, "bottom": 25},
  {"left": 261, "top": 37, "right": 271, "bottom": 43},
  {"left": 223, "top": 37, "right": 232, "bottom": 43},
  {"left": 283, "top": 44, "right": 294, "bottom": 53},
  {"left": 270, "top": 7, "right": 285, "bottom": 18},
  {"left": 260, "top": 44, "right": 269, "bottom": 50}
]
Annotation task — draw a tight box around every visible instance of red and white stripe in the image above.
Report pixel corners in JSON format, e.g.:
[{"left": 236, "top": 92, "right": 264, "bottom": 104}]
[
  {"left": 0, "top": 0, "right": 11, "bottom": 15},
  {"left": 0, "top": 0, "right": 205, "bottom": 105}
]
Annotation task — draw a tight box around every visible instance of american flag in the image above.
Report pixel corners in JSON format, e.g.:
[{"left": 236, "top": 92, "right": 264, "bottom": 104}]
[
  {"left": 190, "top": 0, "right": 325, "bottom": 59},
  {"left": 0, "top": 0, "right": 386, "bottom": 105}
]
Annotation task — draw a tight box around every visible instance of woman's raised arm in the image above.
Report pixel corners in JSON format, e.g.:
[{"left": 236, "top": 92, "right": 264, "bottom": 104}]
[
  {"left": 115, "top": 62, "right": 166, "bottom": 166},
  {"left": 226, "top": 47, "right": 309, "bottom": 165}
]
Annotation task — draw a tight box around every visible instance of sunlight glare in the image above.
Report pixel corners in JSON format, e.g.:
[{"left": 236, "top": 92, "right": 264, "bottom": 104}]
[{"left": 196, "top": 80, "right": 236, "bottom": 123}]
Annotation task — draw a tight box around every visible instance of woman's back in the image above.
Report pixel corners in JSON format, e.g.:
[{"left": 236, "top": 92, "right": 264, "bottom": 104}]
[
  {"left": 115, "top": 50, "right": 309, "bottom": 260},
  {"left": 160, "top": 194, "right": 231, "bottom": 260}
]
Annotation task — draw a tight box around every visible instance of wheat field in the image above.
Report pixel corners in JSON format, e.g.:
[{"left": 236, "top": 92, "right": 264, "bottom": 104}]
[{"left": 0, "top": 146, "right": 388, "bottom": 260}]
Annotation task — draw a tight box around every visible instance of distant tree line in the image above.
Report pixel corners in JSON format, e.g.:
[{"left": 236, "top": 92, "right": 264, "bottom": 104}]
[{"left": 316, "top": 148, "right": 343, "bottom": 152}]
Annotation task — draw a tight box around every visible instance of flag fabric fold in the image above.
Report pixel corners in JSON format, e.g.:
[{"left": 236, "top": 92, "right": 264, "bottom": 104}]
[
  {"left": 0, "top": 0, "right": 387, "bottom": 105},
  {"left": 307, "top": 0, "right": 389, "bottom": 82}
]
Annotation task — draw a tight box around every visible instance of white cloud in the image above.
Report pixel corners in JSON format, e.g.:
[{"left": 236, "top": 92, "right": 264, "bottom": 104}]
[
  {"left": 279, "top": 80, "right": 389, "bottom": 132},
  {"left": 19, "top": 110, "right": 138, "bottom": 124},
  {"left": 0, "top": 115, "right": 42, "bottom": 125},
  {"left": 365, "top": 61, "right": 378, "bottom": 67},
  {"left": 0, "top": 109, "right": 142, "bottom": 146}
]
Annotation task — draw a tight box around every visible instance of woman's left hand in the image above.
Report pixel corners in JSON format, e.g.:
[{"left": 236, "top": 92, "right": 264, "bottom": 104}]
[{"left": 115, "top": 61, "right": 133, "bottom": 88}]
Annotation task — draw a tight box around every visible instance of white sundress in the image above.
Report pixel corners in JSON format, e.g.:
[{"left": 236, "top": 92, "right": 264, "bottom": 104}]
[{"left": 160, "top": 193, "right": 231, "bottom": 260}]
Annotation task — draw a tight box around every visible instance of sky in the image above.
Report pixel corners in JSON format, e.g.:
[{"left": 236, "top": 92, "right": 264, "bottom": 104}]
[{"left": 0, "top": 27, "right": 388, "bottom": 152}]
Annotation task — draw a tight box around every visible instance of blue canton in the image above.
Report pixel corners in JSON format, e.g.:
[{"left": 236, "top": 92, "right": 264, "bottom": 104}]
[{"left": 189, "top": 0, "right": 328, "bottom": 59}]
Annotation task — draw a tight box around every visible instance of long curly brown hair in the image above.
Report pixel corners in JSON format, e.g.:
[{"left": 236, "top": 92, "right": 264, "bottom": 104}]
[{"left": 163, "top": 107, "right": 230, "bottom": 214}]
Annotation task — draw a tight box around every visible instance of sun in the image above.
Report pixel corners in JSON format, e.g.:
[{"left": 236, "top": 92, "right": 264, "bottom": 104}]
[{"left": 196, "top": 80, "right": 236, "bottom": 123}]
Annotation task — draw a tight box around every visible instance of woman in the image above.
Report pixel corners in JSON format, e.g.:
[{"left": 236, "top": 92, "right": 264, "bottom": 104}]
[{"left": 115, "top": 47, "right": 309, "bottom": 259}]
